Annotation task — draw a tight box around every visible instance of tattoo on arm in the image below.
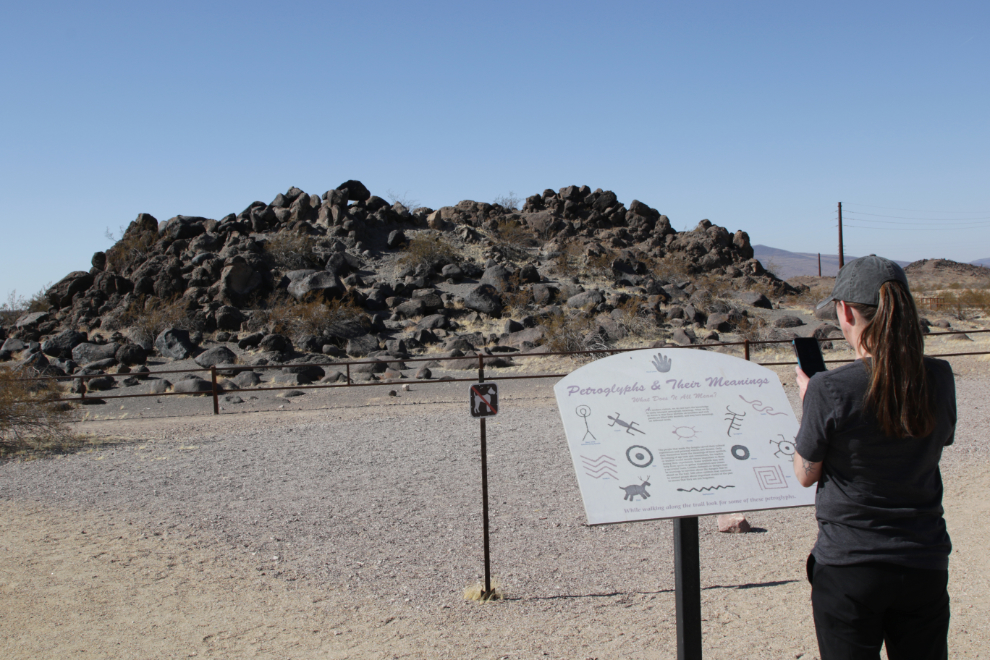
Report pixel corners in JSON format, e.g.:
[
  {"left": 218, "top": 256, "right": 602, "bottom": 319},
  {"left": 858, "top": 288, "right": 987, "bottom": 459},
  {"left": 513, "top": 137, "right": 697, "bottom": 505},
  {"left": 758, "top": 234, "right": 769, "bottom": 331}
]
[{"left": 802, "top": 458, "right": 816, "bottom": 477}]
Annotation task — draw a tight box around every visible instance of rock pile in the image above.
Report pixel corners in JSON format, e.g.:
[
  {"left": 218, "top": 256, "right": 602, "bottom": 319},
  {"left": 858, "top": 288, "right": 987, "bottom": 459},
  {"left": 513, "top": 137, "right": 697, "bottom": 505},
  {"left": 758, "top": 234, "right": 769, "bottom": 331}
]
[{"left": 1, "top": 181, "right": 799, "bottom": 387}]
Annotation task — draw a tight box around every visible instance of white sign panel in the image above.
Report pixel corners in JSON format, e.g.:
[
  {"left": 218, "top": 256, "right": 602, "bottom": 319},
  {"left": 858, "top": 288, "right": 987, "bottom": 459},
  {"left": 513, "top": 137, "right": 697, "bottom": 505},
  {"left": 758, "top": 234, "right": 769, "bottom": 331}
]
[{"left": 554, "top": 349, "right": 814, "bottom": 525}]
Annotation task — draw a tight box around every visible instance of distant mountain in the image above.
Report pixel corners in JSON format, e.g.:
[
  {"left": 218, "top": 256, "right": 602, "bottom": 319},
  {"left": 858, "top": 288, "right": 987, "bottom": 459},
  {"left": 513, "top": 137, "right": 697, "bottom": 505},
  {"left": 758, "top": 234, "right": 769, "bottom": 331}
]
[
  {"left": 971, "top": 258, "right": 990, "bottom": 268},
  {"left": 753, "top": 245, "right": 910, "bottom": 280}
]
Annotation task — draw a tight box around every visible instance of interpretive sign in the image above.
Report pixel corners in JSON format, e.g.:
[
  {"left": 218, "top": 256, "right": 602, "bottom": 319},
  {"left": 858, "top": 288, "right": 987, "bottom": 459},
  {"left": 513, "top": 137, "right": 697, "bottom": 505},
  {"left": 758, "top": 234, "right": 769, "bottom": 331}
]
[{"left": 555, "top": 349, "right": 814, "bottom": 525}]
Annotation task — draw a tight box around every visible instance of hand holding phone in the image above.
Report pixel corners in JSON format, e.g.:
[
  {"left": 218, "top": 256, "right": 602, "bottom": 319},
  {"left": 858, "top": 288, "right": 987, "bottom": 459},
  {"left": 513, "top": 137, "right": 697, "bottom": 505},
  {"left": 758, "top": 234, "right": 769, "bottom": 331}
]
[{"left": 792, "top": 337, "right": 827, "bottom": 378}]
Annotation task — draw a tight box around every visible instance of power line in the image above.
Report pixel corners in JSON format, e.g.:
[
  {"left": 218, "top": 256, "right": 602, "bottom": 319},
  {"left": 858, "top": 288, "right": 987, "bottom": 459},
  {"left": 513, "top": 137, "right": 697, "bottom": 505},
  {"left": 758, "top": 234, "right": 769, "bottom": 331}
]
[
  {"left": 843, "top": 202, "right": 990, "bottom": 214},
  {"left": 843, "top": 210, "right": 990, "bottom": 222},
  {"left": 841, "top": 223, "right": 990, "bottom": 231}
]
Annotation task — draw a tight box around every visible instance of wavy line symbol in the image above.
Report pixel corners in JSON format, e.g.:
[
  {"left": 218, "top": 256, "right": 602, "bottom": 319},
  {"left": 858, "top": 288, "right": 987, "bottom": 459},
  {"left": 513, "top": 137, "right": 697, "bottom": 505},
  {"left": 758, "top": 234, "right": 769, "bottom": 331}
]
[
  {"left": 676, "top": 485, "right": 736, "bottom": 493},
  {"left": 581, "top": 454, "right": 618, "bottom": 480},
  {"left": 739, "top": 395, "right": 787, "bottom": 416}
]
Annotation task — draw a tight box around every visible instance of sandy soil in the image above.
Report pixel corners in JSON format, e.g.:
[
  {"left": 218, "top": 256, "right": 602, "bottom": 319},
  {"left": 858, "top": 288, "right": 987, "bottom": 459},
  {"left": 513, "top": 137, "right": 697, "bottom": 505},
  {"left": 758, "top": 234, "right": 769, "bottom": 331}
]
[{"left": 2, "top": 360, "right": 989, "bottom": 659}]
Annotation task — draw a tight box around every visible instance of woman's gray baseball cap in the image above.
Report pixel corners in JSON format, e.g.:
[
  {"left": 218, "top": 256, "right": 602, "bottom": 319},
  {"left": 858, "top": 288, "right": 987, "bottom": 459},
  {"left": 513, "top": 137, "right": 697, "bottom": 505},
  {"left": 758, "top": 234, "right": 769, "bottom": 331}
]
[{"left": 816, "top": 255, "right": 910, "bottom": 310}]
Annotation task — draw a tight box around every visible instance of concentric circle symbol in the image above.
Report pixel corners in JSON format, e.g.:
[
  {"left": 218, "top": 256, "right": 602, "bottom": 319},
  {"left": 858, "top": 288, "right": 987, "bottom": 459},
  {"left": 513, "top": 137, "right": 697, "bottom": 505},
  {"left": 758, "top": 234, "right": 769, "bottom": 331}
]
[
  {"left": 626, "top": 445, "right": 654, "bottom": 468},
  {"left": 730, "top": 444, "right": 750, "bottom": 460}
]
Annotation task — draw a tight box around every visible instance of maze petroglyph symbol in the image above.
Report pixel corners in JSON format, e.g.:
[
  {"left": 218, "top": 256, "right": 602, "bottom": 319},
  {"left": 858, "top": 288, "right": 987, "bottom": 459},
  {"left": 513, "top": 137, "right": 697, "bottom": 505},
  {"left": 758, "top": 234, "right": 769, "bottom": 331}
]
[
  {"left": 581, "top": 454, "right": 618, "bottom": 480},
  {"left": 753, "top": 465, "right": 789, "bottom": 490}
]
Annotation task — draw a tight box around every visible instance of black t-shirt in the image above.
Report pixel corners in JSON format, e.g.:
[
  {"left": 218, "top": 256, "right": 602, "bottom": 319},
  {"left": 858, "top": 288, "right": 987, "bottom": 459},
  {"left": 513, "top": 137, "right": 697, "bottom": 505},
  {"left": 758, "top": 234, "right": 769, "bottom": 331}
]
[{"left": 795, "top": 357, "right": 956, "bottom": 570}]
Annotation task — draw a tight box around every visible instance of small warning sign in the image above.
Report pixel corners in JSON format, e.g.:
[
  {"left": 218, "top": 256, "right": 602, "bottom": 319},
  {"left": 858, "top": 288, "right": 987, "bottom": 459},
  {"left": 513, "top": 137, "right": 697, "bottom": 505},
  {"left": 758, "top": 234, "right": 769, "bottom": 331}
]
[{"left": 469, "top": 383, "right": 499, "bottom": 418}]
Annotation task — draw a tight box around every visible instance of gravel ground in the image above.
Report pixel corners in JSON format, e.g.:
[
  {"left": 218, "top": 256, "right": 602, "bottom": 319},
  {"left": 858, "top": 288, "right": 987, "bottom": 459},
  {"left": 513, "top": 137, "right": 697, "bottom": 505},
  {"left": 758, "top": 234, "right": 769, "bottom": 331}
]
[{"left": 1, "top": 357, "right": 988, "bottom": 659}]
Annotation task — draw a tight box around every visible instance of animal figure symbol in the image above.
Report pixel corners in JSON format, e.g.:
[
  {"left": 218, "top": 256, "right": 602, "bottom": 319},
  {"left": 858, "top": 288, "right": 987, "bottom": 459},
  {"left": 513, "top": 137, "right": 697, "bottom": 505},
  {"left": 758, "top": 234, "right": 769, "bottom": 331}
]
[
  {"left": 724, "top": 406, "right": 746, "bottom": 436},
  {"left": 608, "top": 413, "right": 645, "bottom": 435},
  {"left": 575, "top": 405, "right": 598, "bottom": 444},
  {"left": 770, "top": 435, "right": 796, "bottom": 459},
  {"left": 620, "top": 477, "right": 652, "bottom": 501},
  {"left": 473, "top": 388, "right": 495, "bottom": 414},
  {"left": 652, "top": 353, "right": 672, "bottom": 373}
]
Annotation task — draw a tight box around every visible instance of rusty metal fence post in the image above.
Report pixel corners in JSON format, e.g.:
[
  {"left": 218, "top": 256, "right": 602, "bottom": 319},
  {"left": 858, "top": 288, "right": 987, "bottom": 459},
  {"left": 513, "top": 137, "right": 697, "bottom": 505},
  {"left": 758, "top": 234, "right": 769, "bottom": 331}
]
[
  {"left": 211, "top": 365, "right": 219, "bottom": 415},
  {"left": 744, "top": 339, "right": 750, "bottom": 361}
]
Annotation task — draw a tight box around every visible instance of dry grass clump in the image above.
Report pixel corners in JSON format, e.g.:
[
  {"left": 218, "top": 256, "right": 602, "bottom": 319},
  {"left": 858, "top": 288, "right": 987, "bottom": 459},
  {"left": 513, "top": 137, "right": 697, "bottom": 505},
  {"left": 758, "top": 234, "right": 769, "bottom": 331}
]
[
  {"left": 399, "top": 234, "right": 461, "bottom": 271},
  {"left": 264, "top": 231, "right": 323, "bottom": 270},
  {"left": 550, "top": 242, "right": 585, "bottom": 277},
  {"left": 105, "top": 295, "right": 187, "bottom": 342},
  {"left": 463, "top": 579, "right": 504, "bottom": 602},
  {"left": 0, "top": 367, "right": 75, "bottom": 456},
  {"left": 263, "top": 294, "right": 367, "bottom": 339},
  {"left": 651, "top": 254, "right": 693, "bottom": 282}
]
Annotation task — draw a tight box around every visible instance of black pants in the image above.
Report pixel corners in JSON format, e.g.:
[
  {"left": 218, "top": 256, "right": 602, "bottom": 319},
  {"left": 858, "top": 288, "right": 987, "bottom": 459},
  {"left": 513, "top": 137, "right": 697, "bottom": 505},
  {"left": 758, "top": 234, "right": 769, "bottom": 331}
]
[{"left": 807, "top": 556, "right": 950, "bottom": 660}]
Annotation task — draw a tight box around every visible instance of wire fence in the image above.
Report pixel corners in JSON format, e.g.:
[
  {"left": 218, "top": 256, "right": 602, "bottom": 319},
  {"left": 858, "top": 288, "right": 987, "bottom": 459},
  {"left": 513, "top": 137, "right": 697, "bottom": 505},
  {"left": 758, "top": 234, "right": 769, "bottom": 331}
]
[{"left": 10, "top": 329, "right": 990, "bottom": 416}]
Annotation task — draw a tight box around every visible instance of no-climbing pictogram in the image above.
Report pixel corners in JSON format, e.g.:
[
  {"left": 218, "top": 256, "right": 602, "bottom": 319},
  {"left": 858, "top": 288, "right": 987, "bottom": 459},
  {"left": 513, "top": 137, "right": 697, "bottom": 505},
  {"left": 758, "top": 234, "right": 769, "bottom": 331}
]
[{"left": 469, "top": 383, "right": 499, "bottom": 418}]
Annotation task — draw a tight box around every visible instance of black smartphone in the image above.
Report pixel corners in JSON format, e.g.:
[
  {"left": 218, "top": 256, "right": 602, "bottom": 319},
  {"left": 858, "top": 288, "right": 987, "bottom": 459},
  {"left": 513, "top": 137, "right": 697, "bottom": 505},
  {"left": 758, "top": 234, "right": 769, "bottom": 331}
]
[{"left": 792, "top": 337, "right": 828, "bottom": 377}]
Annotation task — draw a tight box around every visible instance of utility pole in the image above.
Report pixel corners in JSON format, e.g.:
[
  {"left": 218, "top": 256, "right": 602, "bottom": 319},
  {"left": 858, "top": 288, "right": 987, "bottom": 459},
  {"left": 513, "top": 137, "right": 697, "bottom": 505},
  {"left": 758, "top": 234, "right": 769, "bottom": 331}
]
[
  {"left": 838, "top": 202, "right": 844, "bottom": 269},
  {"left": 818, "top": 253, "right": 822, "bottom": 277}
]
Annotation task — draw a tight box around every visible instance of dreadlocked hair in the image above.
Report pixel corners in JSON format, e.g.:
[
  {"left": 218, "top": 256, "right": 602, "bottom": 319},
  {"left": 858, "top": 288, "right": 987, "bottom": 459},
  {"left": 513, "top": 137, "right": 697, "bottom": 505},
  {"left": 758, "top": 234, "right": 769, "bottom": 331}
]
[{"left": 848, "top": 281, "right": 934, "bottom": 438}]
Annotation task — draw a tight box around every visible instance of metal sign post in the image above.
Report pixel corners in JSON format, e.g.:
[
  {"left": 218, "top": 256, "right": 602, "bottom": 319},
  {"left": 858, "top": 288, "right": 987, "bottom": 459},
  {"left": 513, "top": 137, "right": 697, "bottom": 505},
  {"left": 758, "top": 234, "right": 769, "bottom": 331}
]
[
  {"left": 674, "top": 517, "right": 703, "bottom": 660},
  {"left": 469, "top": 358, "right": 498, "bottom": 599}
]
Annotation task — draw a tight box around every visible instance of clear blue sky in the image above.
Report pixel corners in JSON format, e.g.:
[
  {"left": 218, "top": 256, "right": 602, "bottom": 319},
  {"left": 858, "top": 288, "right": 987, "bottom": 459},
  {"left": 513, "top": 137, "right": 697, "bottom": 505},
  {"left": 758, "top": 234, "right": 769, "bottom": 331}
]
[{"left": 2, "top": 1, "right": 988, "bottom": 299}]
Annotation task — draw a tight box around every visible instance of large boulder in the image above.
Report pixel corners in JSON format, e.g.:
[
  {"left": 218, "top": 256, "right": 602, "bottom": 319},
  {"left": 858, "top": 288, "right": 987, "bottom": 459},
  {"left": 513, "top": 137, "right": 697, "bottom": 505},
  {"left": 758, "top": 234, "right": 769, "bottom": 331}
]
[
  {"left": 194, "top": 346, "right": 237, "bottom": 368},
  {"left": 215, "top": 305, "right": 246, "bottom": 331},
  {"left": 287, "top": 271, "right": 344, "bottom": 301},
  {"left": 41, "top": 330, "right": 87, "bottom": 359},
  {"left": 346, "top": 334, "right": 379, "bottom": 356},
  {"left": 72, "top": 342, "right": 119, "bottom": 364},
  {"left": 155, "top": 328, "right": 196, "bottom": 360},
  {"left": 463, "top": 284, "right": 503, "bottom": 316},
  {"left": 172, "top": 377, "right": 214, "bottom": 394},
  {"left": 737, "top": 291, "right": 772, "bottom": 309},
  {"left": 115, "top": 343, "right": 148, "bottom": 366},
  {"left": 480, "top": 265, "right": 512, "bottom": 292},
  {"left": 259, "top": 334, "right": 292, "bottom": 354},
  {"left": 566, "top": 290, "right": 605, "bottom": 308},
  {"left": 220, "top": 262, "right": 262, "bottom": 297},
  {"left": 46, "top": 272, "right": 94, "bottom": 309},
  {"left": 337, "top": 180, "right": 371, "bottom": 202}
]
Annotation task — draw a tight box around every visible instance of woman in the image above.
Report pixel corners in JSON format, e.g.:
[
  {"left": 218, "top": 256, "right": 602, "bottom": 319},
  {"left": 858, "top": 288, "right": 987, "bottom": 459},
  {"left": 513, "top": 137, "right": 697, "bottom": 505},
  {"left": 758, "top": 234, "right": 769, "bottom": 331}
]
[{"left": 793, "top": 255, "right": 956, "bottom": 660}]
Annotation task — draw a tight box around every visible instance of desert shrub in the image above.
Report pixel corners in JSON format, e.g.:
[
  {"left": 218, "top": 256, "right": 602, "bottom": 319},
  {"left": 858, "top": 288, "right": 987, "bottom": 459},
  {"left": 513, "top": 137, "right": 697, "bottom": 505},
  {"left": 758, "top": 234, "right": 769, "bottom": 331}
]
[
  {"left": 105, "top": 295, "right": 188, "bottom": 342},
  {"left": 538, "top": 309, "right": 609, "bottom": 358},
  {"left": 105, "top": 228, "right": 159, "bottom": 272},
  {"left": 263, "top": 293, "right": 367, "bottom": 339},
  {"left": 586, "top": 251, "right": 616, "bottom": 281},
  {"left": 502, "top": 274, "right": 535, "bottom": 314},
  {"left": 492, "top": 219, "right": 537, "bottom": 263},
  {"left": 651, "top": 254, "right": 693, "bottom": 282},
  {"left": 492, "top": 191, "right": 521, "bottom": 211},
  {"left": 1, "top": 286, "right": 52, "bottom": 326},
  {"left": 550, "top": 242, "right": 585, "bottom": 278},
  {"left": 264, "top": 231, "right": 323, "bottom": 270},
  {"left": 0, "top": 367, "right": 75, "bottom": 455},
  {"left": 941, "top": 289, "right": 990, "bottom": 320},
  {"left": 612, "top": 297, "right": 663, "bottom": 339},
  {"left": 399, "top": 234, "right": 460, "bottom": 271},
  {"left": 386, "top": 189, "right": 419, "bottom": 210},
  {"left": 735, "top": 316, "right": 771, "bottom": 351}
]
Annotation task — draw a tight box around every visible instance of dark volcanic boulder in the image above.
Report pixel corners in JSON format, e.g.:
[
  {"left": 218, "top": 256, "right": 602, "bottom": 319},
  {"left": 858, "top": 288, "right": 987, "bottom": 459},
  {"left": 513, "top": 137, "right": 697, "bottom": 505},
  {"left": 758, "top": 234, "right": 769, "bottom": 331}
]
[
  {"left": 480, "top": 265, "right": 512, "bottom": 292},
  {"left": 85, "top": 375, "right": 116, "bottom": 391},
  {"left": 194, "top": 346, "right": 237, "bottom": 368},
  {"left": 566, "top": 290, "right": 605, "bottom": 308},
  {"left": 237, "top": 332, "right": 264, "bottom": 350},
  {"left": 773, "top": 315, "right": 805, "bottom": 328},
  {"left": 220, "top": 263, "right": 262, "bottom": 298},
  {"left": 346, "top": 334, "right": 379, "bottom": 356},
  {"left": 46, "top": 272, "right": 94, "bottom": 309},
  {"left": 41, "top": 330, "right": 87, "bottom": 359},
  {"left": 72, "top": 342, "right": 119, "bottom": 364},
  {"left": 287, "top": 271, "right": 344, "bottom": 301},
  {"left": 155, "top": 328, "right": 196, "bottom": 360},
  {"left": 737, "top": 292, "right": 772, "bottom": 309},
  {"left": 259, "top": 333, "right": 292, "bottom": 354},
  {"left": 337, "top": 180, "right": 371, "bottom": 202},
  {"left": 463, "top": 284, "right": 503, "bottom": 316},
  {"left": 115, "top": 343, "right": 148, "bottom": 366},
  {"left": 215, "top": 306, "right": 246, "bottom": 331},
  {"left": 172, "top": 377, "right": 214, "bottom": 394}
]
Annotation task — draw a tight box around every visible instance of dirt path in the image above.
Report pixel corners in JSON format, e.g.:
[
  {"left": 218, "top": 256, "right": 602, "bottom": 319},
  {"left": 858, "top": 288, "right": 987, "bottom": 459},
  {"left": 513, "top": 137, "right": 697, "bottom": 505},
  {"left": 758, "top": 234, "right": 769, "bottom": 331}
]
[{"left": 2, "top": 373, "right": 988, "bottom": 659}]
